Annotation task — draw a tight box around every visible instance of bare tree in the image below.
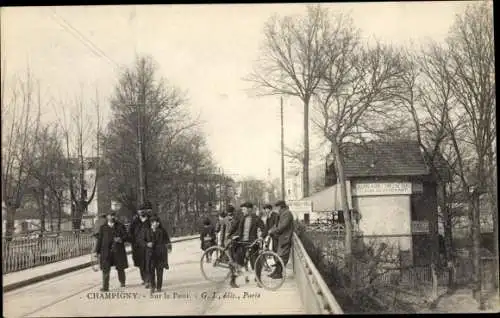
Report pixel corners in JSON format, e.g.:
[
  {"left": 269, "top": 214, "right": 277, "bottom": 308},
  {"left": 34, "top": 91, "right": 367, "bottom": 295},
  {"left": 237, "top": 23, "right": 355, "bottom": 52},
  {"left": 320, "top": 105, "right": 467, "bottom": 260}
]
[
  {"left": 313, "top": 36, "right": 407, "bottom": 280},
  {"left": 445, "top": 2, "right": 496, "bottom": 306},
  {"left": 245, "top": 5, "right": 341, "bottom": 198},
  {"left": 28, "top": 123, "right": 67, "bottom": 233},
  {"left": 395, "top": 2, "right": 496, "bottom": 307},
  {"left": 1, "top": 68, "right": 42, "bottom": 239},
  {"left": 379, "top": 45, "right": 460, "bottom": 291},
  {"left": 56, "top": 88, "right": 101, "bottom": 230}
]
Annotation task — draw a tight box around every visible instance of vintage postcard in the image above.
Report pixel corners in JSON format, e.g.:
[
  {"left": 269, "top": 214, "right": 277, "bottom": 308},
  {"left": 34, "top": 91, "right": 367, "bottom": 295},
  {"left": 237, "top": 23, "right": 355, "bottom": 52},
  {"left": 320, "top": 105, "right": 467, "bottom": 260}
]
[{"left": 2, "top": 2, "right": 498, "bottom": 316}]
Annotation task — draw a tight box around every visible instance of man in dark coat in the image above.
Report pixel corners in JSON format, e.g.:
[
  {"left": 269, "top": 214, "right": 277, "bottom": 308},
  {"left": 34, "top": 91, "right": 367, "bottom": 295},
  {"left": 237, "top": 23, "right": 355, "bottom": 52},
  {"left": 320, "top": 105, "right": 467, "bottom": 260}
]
[
  {"left": 227, "top": 201, "right": 267, "bottom": 288},
  {"left": 268, "top": 200, "right": 294, "bottom": 279},
  {"left": 143, "top": 215, "right": 172, "bottom": 294},
  {"left": 94, "top": 211, "right": 129, "bottom": 291},
  {"left": 129, "top": 201, "right": 152, "bottom": 287},
  {"left": 262, "top": 204, "right": 279, "bottom": 253}
]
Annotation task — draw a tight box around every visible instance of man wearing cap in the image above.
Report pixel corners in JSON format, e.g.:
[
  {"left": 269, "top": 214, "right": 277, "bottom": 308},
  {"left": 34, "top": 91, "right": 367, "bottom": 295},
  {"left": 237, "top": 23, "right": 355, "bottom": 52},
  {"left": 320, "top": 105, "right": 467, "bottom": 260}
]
[
  {"left": 94, "top": 211, "right": 129, "bottom": 291},
  {"left": 268, "top": 200, "right": 294, "bottom": 279},
  {"left": 227, "top": 201, "right": 267, "bottom": 288},
  {"left": 129, "top": 201, "right": 152, "bottom": 287}
]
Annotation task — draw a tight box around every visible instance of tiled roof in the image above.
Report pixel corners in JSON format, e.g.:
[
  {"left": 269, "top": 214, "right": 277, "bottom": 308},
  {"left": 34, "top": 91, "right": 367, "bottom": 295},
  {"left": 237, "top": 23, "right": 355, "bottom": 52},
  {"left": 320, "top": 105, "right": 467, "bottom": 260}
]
[{"left": 338, "top": 140, "right": 430, "bottom": 178}]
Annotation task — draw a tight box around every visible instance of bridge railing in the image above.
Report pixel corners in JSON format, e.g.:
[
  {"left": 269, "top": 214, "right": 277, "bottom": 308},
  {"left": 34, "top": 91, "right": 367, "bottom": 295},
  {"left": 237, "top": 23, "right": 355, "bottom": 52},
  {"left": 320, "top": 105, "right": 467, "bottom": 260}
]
[
  {"left": 292, "top": 232, "right": 344, "bottom": 314},
  {"left": 2, "top": 230, "right": 95, "bottom": 274},
  {"left": 2, "top": 230, "right": 200, "bottom": 275}
]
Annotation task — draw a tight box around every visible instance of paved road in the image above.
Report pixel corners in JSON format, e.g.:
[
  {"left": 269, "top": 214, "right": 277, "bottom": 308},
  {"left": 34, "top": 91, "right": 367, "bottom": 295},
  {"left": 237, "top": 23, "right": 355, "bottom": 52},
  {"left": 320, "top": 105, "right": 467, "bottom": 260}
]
[{"left": 4, "top": 239, "right": 305, "bottom": 317}]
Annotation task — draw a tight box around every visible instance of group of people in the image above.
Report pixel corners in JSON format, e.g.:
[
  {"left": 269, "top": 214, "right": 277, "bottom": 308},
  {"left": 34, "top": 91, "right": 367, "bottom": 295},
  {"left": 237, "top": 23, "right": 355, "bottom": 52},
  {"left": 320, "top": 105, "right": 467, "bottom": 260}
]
[
  {"left": 200, "top": 200, "right": 294, "bottom": 288},
  {"left": 93, "top": 201, "right": 172, "bottom": 294},
  {"left": 94, "top": 199, "right": 293, "bottom": 292}
]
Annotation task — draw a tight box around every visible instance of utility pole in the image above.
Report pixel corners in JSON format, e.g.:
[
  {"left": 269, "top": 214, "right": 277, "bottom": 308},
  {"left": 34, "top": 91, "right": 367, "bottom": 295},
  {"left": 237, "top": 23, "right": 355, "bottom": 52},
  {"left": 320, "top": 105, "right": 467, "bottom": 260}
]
[
  {"left": 136, "top": 100, "right": 146, "bottom": 207},
  {"left": 280, "top": 96, "right": 286, "bottom": 200},
  {"left": 219, "top": 168, "right": 223, "bottom": 213}
]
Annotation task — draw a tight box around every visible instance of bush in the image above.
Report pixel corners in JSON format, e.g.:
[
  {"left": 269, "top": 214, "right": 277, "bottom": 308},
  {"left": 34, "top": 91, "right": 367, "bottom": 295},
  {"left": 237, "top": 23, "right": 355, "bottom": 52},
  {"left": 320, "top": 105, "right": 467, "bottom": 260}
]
[{"left": 295, "top": 221, "right": 421, "bottom": 313}]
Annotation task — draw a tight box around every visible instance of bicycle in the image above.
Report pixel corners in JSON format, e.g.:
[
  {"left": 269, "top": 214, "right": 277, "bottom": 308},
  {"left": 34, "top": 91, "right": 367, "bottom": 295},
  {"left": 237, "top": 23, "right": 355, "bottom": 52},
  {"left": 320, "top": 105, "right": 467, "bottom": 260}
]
[{"left": 200, "top": 236, "right": 286, "bottom": 291}]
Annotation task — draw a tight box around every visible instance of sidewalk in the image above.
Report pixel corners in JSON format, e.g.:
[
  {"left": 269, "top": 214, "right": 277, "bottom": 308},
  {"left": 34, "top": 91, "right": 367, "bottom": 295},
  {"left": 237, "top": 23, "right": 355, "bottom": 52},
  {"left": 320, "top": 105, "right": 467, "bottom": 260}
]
[{"left": 3, "top": 235, "right": 198, "bottom": 292}]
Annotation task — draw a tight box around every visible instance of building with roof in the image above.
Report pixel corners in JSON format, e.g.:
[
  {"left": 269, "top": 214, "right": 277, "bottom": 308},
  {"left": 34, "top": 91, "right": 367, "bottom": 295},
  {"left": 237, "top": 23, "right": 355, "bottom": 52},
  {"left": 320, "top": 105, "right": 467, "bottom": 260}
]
[{"left": 303, "top": 140, "right": 446, "bottom": 266}]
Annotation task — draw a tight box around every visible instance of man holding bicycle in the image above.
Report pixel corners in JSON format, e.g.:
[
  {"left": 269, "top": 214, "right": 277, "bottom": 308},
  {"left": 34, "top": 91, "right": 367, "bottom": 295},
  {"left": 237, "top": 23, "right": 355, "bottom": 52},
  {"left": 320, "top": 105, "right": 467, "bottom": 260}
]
[
  {"left": 226, "top": 201, "right": 267, "bottom": 288},
  {"left": 268, "top": 200, "right": 294, "bottom": 279}
]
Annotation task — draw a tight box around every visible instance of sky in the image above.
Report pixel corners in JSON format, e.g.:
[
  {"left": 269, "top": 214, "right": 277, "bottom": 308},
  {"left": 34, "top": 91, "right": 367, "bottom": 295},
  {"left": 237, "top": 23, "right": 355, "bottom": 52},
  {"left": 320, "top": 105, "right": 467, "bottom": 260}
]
[{"left": 1, "top": 2, "right": 477, "bottom": 181}]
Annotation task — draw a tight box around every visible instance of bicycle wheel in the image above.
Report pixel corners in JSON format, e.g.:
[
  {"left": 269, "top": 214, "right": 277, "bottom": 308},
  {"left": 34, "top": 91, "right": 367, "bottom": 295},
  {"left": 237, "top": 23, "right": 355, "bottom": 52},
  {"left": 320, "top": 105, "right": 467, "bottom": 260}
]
[
  {"left": 200, "top": 246, "right": 232, "bottom": 283},
  {"left": 254, "top": 251, "right": 286, "bottom": 291}
]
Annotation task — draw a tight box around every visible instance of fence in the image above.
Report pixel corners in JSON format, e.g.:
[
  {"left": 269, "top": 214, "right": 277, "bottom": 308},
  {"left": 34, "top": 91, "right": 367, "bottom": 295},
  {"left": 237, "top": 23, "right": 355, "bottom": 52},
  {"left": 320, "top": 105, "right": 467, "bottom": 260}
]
[
  {"left": 2, "top": 230, "right": 95, "bottom": 274},
  {"left": 296, "top": 222, "right": 499, "bottom": 313},
  {"left": 2, "top": 221, "right": 205, "bottom": 274}
]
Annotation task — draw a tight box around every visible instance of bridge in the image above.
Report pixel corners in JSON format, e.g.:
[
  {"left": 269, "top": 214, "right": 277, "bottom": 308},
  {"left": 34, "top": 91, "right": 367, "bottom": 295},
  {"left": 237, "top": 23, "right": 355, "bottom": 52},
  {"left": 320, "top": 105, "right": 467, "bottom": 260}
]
[{"left": 3, "top": 233, "right": 343, "bottom": 317}]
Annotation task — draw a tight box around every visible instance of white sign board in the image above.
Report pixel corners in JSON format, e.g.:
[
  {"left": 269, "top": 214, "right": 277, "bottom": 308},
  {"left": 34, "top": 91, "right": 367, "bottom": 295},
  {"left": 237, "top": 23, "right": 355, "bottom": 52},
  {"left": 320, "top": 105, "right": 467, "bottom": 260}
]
[
  {"left": 287, "top": 200, "right": 313, "bottom": 221},
  {"left": 353, "top": 182, "right": 412, "bottom": 196}
]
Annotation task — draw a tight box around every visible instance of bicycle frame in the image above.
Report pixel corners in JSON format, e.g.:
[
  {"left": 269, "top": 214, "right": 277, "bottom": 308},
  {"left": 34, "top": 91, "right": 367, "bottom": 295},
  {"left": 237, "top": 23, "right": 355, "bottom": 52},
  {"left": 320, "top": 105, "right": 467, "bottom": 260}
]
[{"left": 218, "top": 237, "right": 264, "bottom": 269}]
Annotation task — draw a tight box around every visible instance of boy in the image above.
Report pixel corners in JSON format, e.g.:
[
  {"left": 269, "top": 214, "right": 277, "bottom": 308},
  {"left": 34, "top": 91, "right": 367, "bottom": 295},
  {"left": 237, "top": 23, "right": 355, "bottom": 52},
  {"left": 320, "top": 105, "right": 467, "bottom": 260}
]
[
  {"left": 143, "top": 216, "right": 172, "bottom": 294},
  {"left": 200, "top": 217, "right": 216, "bottom": 262}
]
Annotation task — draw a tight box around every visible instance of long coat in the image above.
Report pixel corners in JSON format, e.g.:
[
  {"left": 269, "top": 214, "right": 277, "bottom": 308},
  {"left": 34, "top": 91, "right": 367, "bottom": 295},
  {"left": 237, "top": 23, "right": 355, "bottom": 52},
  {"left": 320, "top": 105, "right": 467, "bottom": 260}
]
[
  {"left": 265, "top": 212, "right": 280, "bottom": 252},
  {"left": 129, "top": 216, "right": 151, "bottom": 267},
  {"left": 142, "top": 226, "right": 171, "bottom": 270},
  {"left": 271, "top": 209, "right": 294, "bottom": 263},
  {"left": 266, "top": 211, "right": 280, "bottom": 232},
  {"left": 94, "top": 221, "right": 129, "bottom": 271}
]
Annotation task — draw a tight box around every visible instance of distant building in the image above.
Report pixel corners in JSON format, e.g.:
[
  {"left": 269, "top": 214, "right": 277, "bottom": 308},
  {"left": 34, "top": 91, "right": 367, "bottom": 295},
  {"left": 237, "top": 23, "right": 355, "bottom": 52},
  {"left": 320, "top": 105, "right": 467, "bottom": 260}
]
[{"left": 285, "top": 163, "right": 327, "bottom": 201}]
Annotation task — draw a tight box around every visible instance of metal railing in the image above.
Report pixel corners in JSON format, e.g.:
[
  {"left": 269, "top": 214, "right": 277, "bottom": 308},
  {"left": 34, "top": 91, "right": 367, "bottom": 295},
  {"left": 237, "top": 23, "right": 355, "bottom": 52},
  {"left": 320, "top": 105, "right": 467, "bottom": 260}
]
[
  {"left": 2, "top": 230, "right": 95, "bottom": 274},
  {"left": 292, "top": 232, "right": 344, "bottom": 314},
  {"left": 2, "top": 230, "right": 202, "bottom": 275}
]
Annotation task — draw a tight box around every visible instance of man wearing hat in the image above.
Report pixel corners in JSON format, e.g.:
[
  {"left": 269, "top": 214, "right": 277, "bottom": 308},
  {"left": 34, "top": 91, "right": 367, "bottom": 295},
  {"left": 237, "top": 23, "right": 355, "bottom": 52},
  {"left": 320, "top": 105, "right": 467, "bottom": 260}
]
[
  {"left": 268, "top": 200, "right": 294, "bottom": 279},
  {"left": 227, "top": 201, "right": 267, "bottom": 288},
  {"left": 262, "top": 204, "right": 279, "bottom": 253},
  {"left": 94, "top": 211, "right": 129, "bottom": 291},
  {"left": 129, "top": 201, "right": 153, "bottom": 287}
]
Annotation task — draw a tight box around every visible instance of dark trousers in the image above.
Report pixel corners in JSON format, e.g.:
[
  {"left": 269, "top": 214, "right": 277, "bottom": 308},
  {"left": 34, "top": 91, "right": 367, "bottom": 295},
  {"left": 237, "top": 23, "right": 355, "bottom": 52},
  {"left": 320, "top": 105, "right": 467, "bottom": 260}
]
[
  {"left": 148, "top": 265, "right": 164, "bottom": 290},
  {"left": 102, "top": 267, "right": 126, "bottom": 290},
  {"left": 275, "top": 243, "right": 291, "bottom": 275},
  {"left": 230, "top": 242, "right": 259, "bottom": 278},
  {"left": 139, "top": 265, "right": 148, "bottom": 283}
]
